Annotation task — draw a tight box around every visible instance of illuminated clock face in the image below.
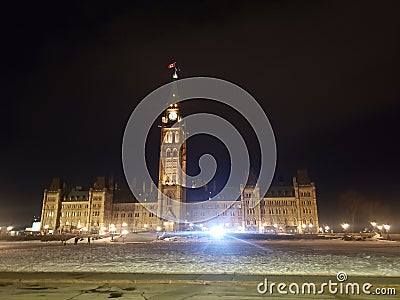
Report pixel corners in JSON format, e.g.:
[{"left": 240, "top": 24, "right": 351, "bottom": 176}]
[{"left": 168, "top": 111, "right": 178, "bottom": 121}]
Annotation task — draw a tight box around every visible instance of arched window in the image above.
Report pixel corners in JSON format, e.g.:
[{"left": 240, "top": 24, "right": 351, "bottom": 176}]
[
  {"left": 166, "top": 132, "right": 172, "bottom": 143},
  {"left": 175, "top": 132, "right": 179, "bottom": 143},
  {"left": 310, "top": 217, "right": 314, "bottom": 225},
  {"left": 166, "top": 148, "right": 171, "bottom": 157},
  {"left": 293, "top": 217, "right": 297, "bottom": 225},
  {"left": 172, "top": 148, "right": 178, "bottom": 157}
]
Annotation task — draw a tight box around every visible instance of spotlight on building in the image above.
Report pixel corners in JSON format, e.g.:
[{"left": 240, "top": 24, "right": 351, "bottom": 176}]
[
  {"left": 209, "top": 226, "right": 225, "bottom": 239},
  {"left": 370, "top": 221, "right": 377, "bottom": 228}
]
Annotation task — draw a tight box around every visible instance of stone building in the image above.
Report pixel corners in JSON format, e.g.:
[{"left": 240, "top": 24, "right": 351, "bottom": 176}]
[
  {"left": 40, "top": 170, "right": 319, "bottom": 234},
  {"left": 40, "top": 73, "right": 319, "bottom": 234}
]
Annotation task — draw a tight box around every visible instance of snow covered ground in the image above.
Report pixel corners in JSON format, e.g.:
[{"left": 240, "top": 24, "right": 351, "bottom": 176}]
[{"left": 0, "top": 239, "right": 398, "bottom": 276}]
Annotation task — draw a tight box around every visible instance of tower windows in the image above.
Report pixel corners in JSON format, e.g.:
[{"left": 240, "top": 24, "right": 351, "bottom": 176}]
[
  {"left": 165, "top": 132, "right": 173, "bottom": 143},
  {"left": 175, "top": 132, "right": 179, "bottom": 143}
]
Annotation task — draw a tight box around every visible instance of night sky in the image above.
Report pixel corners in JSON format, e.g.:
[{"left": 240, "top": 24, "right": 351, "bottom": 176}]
[{"left": 1, "top": 1, "right": 399, "bottom": 229}]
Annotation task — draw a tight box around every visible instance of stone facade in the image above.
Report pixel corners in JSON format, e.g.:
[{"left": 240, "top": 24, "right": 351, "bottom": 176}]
[
  {"left": 40, "top": 170, "right": 319, "bottom": 234},
  {"left": 40, "top": 77, "right": 319, "bottom": 234}
]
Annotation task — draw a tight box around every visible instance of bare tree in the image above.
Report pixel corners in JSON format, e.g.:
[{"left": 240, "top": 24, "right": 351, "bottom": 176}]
[{"left": 339, "top": 190, "right": 365, "bottom": 230}]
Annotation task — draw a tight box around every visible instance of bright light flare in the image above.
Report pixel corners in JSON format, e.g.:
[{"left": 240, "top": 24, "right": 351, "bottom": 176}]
[
  {"left": 341, "top": 223, "right": 350, "bottom": 230},
  {"left": 209, "top": 226, "right": 225, "bottom": 238}
]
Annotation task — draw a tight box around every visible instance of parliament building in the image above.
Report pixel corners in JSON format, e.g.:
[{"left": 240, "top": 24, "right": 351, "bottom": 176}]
[{"left": 40, "top": 76, "right": 319, "bottom": 235}]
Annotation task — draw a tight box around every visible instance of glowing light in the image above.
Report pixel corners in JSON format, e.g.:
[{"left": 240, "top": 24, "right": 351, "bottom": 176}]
[
  {"left": 273, "top": 224, "right": 278, "bottom": 228},
  {"left": 302, "top": 223, "right": 307, "bottom": 229},
  {"left": 163, "top": 221, "right": 168, "bottom": 226},
  {"left": 44, "top": 225, "right": 49, "bottom": 230},
  {"left": 324, "top": 225, "right": 330, "bottom": 231},
  {"left": 377, "top": 225, "right": 383, "bottom": 231},
  {"left": 122, "top": 229, "right": 128, "bottom": 235},
  {"left": 143, "top": 224, "right": 148, "bottom": 228},
  {"left": 370, "top": 221, "right": 377, "bottom": 227},
  {"left": 122, "top": 222, "right": 127, "bottom": 227},
  {"left": 309, "top": 223, "right": 313, "bottom": 228},
  {"left": 189, "top": 223, "right": 194, "bottom": 227},
  {"left": 209, "top": 226, "right": 225, "bottom": 238},
  {"left": 156, "top": 226, "right": 162, "bottom": 232},
  {"left": 7, "top": 226, "right": 13, "bottom": 231},
  {"left": 341, "top": 223, "right": 350, "bottom": 230},
  {"left": 383, "top": 224, "right": 391, "bottom": 231}
]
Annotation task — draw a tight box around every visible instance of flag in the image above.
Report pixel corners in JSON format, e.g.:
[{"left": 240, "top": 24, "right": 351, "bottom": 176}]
[{"left": 168, "top": 62, "right": 176, "bottom": 69}]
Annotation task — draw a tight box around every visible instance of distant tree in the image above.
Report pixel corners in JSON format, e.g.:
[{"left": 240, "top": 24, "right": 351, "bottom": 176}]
[{"left": 339, "top": 191, "right": 365, "bottom": 231}]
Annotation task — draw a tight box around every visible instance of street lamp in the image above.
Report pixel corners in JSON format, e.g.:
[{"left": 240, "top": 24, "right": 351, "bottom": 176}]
[
  {"left": 324, "top": 225, "right": 330, "bottom": 233},
  {"left": 110, "top": 224, "right": 116, "bottom": 241},
  {"left": 341, "top": 223, "right": 350, "bottom": 232},
  {"left": 370, "top": 221, "right": 377, "bottom": 234},
  {"left": 122, "top": 222, "right": 127, "bottom": 233},
  {"left": 121, "top": 229, "right": 128, "bottom": 243},
  {"left": 383, "top": 224, "right": 391, "bottom": 240}
]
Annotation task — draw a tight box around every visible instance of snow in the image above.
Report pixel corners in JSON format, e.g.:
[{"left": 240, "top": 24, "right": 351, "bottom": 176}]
[{"left": 0, "top": 239, "right": 398, "bottom": 276}]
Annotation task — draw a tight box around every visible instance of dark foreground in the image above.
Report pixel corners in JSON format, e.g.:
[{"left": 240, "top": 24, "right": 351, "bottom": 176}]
[{"left": 0, "top": 272, "right": 398, "bottom": 300}]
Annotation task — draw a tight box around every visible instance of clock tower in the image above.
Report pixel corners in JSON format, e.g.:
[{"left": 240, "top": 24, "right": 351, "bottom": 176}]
[{"left": 157, "top": 76, "right": 187, "bottom": 230}]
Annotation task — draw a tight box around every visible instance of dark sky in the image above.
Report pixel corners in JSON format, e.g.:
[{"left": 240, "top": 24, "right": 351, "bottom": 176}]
[{"left": 1, "top": 1, "right": 400, "bottom": 229}]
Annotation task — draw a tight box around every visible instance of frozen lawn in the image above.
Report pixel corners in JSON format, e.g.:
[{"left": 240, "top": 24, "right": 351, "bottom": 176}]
[{"left": 0, "top": 239, "right": 398, "bottom": 276}]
